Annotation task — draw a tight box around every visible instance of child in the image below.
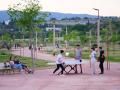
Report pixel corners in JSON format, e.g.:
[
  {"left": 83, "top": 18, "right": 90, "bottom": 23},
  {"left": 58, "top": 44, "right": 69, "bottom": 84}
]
[{"left": 53, "top": 50, "right": 65, "bottom": 75}]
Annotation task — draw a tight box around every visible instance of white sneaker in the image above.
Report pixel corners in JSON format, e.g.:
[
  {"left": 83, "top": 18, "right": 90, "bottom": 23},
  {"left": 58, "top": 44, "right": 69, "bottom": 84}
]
[{"left": 60, "top": 74, "right": 65, "bottom": 76}]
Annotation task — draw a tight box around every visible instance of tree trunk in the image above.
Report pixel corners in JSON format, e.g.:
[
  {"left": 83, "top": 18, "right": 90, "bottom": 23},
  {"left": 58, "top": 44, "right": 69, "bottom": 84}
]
[{"left": 29, "top": 31, "right": 35, "bottom": 73}]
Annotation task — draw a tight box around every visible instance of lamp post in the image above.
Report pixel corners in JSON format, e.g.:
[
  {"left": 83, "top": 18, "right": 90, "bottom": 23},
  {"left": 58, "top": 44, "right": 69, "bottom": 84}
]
[
  {"left": 93, "top": 8, "right": 100, "bottom": 47},
  {"left": 87, "top": 19, "right": 92, "bottom": 48}
]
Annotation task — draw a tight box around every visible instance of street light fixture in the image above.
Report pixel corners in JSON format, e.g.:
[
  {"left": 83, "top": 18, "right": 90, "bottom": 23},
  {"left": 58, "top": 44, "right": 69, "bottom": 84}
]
[{"left": 93, "top": 8, "right": 100, "bottom": 47}]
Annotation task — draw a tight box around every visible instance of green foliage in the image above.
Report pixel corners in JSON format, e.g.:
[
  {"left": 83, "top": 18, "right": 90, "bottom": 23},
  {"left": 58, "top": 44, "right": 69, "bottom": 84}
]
[
  {"left": 7, "top": 0, "right": 48, "bottom": 69},
  {"left": 101, "top": 28, "right": 108, "bottom": 42},
  {"left": 0, "top": 50, "right": 11, "bottom": 62},
  {"left": 101, "top": 28, "right": 119, "bottom": 43},
  {"left": 0, "top": 50, "right": 9, "bottom": 55},
  {"left": 79, "top": 35, "right": 89, "bottom": 44},
  {"left": 0, "top": 33, "right": 13, "bottom": 50},
  {"left": 67, "top": 50, "right": 90, "bottom": 59},
  {"left": 18, "top": 56, "right": 50, "bottom": 68},
  {"left": 8, "top": 0, "right": 47, "bottom": 33},
  {"left": 108, "top": 56, "right": 120, "bottom": 62},
  {"left": 2, "top": 33, "right": 12, "bottom": 42},
  {"left": 64, "top": 30, "right": 79, "bottom": 41},
  {"left": 111, "top": 35, "right": 118, "bottom": 42},
  {"left": 34, "top": 27, "right": 41, "bottom": 32},
  {"left": 47, "top": 31, "right": 53, "bottom": 43},
  {"left": 66, "top": 50, "right": 120, "bottom": 62},
  {"left": 69, "top": 24, "right": 88, "bottom": 32}
]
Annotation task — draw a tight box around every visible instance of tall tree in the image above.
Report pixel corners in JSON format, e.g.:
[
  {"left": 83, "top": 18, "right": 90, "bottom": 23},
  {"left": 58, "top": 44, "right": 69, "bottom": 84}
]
[{"left": 8, "top": 0, "right": 47, "bottom": 72}]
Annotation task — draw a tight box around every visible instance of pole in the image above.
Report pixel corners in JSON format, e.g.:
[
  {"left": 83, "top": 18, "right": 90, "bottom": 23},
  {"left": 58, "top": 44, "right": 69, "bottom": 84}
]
[
  {"left": 35, "top": 31, "right": 38, "bottom": 49},
  {"left": 106, "top": 32, "right": 109, "bottom": 70},
  {"left": 97, "top": 12, "right": 100, "bottom": 47},
  {"left": 58, "top": 31, "right": 60, "bottom": 46},
  {"left": 53, "top": 22, "right": 56, "bottom": 48},
  {"left": 35, "top": 31, "right": 38, "bottom": 59},
  {"left": 89, "top": 30, "right": 92, "bottom": 48},
  {"left": 66, "top": 23, "right": 68, "bottom": 49},
  {"left": 93, "top": 8, "right": 100, "bottom": 47},
  {"left": 22, "top": 29, "right": 24, "bottom": 56}
]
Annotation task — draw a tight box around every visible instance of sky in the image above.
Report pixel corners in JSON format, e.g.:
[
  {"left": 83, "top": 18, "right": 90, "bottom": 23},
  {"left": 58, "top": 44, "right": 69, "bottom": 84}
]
[{"left": 0, "top": 0, "right": 120, "bottom": 16}]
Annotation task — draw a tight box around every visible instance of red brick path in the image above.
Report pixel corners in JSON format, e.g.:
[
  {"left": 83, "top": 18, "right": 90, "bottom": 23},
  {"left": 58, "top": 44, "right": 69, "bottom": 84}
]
[{"left": 0, "top": 47, "right": 120, "bottom": 90}]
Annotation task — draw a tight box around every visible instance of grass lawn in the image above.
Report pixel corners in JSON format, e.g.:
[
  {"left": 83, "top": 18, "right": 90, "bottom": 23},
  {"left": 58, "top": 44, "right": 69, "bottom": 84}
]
[
  {"left": 108, "top": 56, "right": 120, "bottom": 62},
  {"left": 0, "top": 53, "right": 53, "bottom": 68},
  {"left": 68, "top": 51, "right": 120, "bottom": 62},
  {"left": 43, "top": 49, "right": 120, "bottom": 62}
]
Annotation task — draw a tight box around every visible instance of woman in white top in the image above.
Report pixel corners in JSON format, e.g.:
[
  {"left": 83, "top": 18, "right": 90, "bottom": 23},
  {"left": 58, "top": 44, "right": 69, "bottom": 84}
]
[{"left": 90, "top": 47, "right": 97, "bottom": 75}]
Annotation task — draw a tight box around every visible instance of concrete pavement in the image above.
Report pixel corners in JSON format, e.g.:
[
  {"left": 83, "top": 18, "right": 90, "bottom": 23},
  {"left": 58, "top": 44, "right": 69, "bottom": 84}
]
[
  {"left": 0, "top": 62, "right": 120, "bottom": 90},
  {"left": 12, "top": 47, "right": 57, "bottom": 61},
  {"left": 0, "top": 47, "right": 120, "bottom": 90}
]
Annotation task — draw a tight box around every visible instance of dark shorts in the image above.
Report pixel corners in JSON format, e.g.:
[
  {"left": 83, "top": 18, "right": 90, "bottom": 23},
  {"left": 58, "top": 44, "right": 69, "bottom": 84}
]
[{"left": 79, "top": 60, "right": 82, "bottom": 62}]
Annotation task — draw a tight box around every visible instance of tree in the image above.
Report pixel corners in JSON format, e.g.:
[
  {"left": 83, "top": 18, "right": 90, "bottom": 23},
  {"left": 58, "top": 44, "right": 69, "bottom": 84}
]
[
  {"left": 64, "top": 30, "right": 80, "bottom": 46},
  {"left": 47, "top": 30, "right": 53, "bottom": 43},
  {"left": 101, "top": 28, "right": 108, "bottom": 42},
  {"left": 0, "top": 32, "right": 12, "bottom": 50},
  {"left": 79, "top": 35, "right": 89, "bottom": 46},
  {"left": 8, "top": 0, "right": 47, "bottom": 72}
]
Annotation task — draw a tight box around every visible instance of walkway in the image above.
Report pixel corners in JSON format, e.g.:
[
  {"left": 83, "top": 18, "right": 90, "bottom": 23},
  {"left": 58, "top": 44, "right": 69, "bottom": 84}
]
[
  {"left": 0, "top": 47, "right": 120, "bottom": 90},
  {"left": 12, "top": 47, "right": 57, "bottom": 61},
  {"left": 0, "top": 63, "right": 120, "bottom": 90}
]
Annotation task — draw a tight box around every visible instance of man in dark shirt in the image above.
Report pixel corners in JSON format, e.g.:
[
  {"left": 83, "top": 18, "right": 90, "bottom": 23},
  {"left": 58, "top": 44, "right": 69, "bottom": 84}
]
[{"left": 99, "top": 47, "right": 105, "bottom": 74}]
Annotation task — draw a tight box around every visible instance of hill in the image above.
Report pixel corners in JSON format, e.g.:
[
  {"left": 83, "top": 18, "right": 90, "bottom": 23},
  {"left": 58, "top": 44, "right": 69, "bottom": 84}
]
[{"left": 0, "top": 10, "right": 97, "bottom": 22}]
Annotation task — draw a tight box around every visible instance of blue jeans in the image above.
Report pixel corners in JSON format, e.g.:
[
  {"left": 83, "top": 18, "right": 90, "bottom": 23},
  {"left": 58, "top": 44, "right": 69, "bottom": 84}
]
[{"left": 14, "top": 64, "right": 22, "bottom": 70}]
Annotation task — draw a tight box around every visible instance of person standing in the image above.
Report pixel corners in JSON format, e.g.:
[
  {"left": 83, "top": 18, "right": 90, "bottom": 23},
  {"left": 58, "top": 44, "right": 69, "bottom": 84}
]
[
  {"left": 90, "top": 47, "right": 97, "bottom": 75},
  {"left": 99, "top": 47, "right": 105, "bottom": 74},
  {"left": 74, "top": 44, "right": 83, "bottom": 74},
  {"left": 53, "top": 50, "right": 65, "bottom": 75}
]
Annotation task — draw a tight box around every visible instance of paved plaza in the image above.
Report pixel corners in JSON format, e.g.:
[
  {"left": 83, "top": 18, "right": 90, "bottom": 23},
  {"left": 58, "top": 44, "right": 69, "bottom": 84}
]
[{"left": 0, "top": 47, "right": 120, "bottom": 90}]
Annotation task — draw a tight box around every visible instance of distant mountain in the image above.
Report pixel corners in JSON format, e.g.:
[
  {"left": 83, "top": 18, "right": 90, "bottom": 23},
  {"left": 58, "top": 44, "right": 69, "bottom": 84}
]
[
  {"left": 0, "top": 10, "right": 97, "bottom": 22},
  {"left": 47, "top": 12, "right": 97, "bottom": 20}
]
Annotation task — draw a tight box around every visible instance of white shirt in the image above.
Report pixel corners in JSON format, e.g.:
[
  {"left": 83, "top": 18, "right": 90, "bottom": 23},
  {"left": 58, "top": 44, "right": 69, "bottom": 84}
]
[
  {"left": 90, "top": 51, "right": 96, "bottom": 61},
  {"left": 9, "top": 61, "right": 14, "bottom": 65},
  {"left": 56, "top": 54, "right": 64, "bottom": 64}
]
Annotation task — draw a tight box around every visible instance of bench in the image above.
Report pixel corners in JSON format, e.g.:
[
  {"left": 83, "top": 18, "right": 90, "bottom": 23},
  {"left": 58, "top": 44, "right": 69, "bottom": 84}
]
[{"left": 0, "top": 63, "right": 20, "bottom": 75}]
